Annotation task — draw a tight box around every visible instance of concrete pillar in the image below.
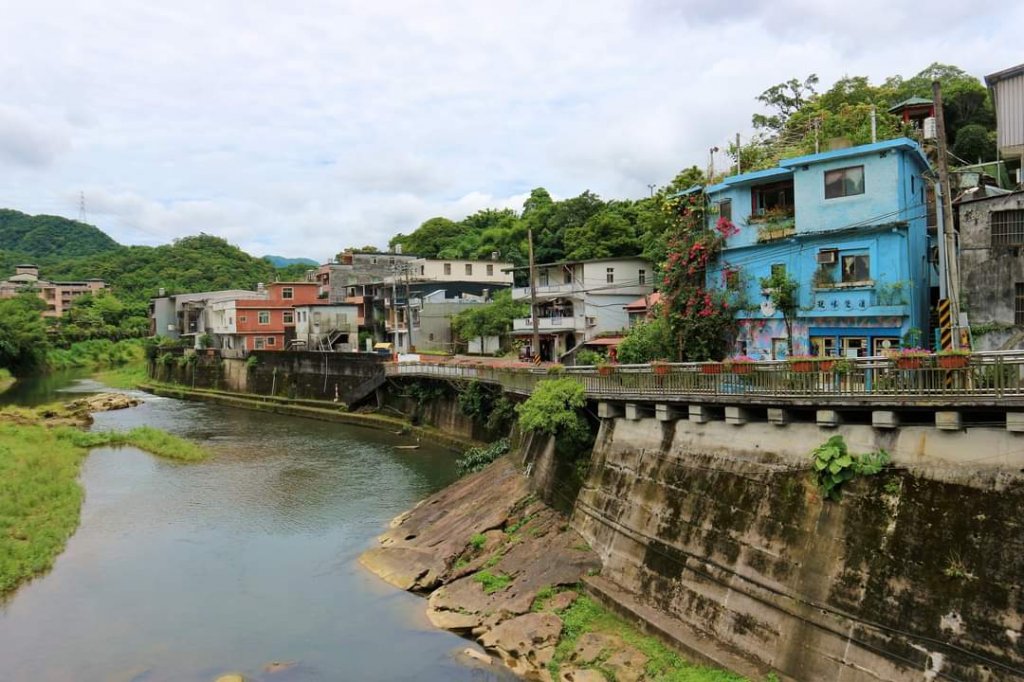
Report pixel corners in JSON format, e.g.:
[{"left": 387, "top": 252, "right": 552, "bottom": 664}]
[
  {"left": 656, "top": 404, "right": 685, "bottom": 421},
  {"left": 625, "top": 403, "right": 652, "bottom": 421},
  {"left": 935, "top": 411, "right": 963, "bottom": 431},
  {"left": 872, "top": 411, "right": 901, "bottom": 430},
  {"left": 817, "top": 409, "right": 843, "bottom": 428},
  {"left": 597, "top": 402, "right": 624, "bottom": 419},
  {"left": 725, "top": 406, "right": 754, "bottom": 426},
  {"left": 767, "top": 408, "right": 792, "bottom": 426},
  {"left": 1007, "top": 413, "right": 1024, "bottom": 433},
  {"left": 689, "top": 404, "right": 712, "bottom": 424}
]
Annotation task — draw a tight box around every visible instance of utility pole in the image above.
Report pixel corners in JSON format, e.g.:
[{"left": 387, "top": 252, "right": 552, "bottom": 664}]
[
  {"left": 932, "top": 80, "right": 962, "bottom": 349},
  {"left": 528, "top": 228, "right": 540, "bottom": 361},
  {"left": 404, "top": 265, "right": 414, "bottom": 352},
  {"left": 646, "top": 183, "right": 656, "bottom": 197},
  {"left": 870, "top": 105, "right": 877, "bottom": 143},
  {"left": 735, "top": 133, "right": 741, "bottom": 175},
  {"left": 391, "top": 266, "right": 399, "bottom": 352}
]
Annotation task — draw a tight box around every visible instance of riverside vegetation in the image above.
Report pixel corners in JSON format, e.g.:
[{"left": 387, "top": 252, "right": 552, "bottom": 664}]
[{"left": 0, "top": 401, "right": 209, "bottom": 598}]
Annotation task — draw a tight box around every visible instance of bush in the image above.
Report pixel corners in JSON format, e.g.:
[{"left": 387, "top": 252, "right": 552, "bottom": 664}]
[
  {"left": 516, "top": 378, "right": 588, "bottom": 444},
  {"left": 617, "top": 318, "right": 673, "bottom": 364},
  {"left": 456, "top": 438, "right": 510, "bottom": 476},
  {"left": 574, "top": 349, "right": 605, "bottom": 366}
]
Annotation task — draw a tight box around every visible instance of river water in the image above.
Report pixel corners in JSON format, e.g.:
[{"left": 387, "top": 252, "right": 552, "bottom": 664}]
[{"left": 0, "top": 375, "right": 512, "bottom": 682}]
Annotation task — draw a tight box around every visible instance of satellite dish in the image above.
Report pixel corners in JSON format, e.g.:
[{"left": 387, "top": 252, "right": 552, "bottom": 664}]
[{"left": 760, "top": 300, "right": 776, "bottom": 317}]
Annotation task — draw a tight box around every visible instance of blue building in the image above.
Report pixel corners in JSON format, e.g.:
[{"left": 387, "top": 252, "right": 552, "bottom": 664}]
[{"left": 703, "top": 138, "right": 932, "bottom": 359}]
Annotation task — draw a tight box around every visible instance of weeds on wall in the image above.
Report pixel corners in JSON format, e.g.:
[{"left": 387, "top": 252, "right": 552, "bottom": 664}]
[
  {"left": 811, "top": 435, "right": 891, "bottom": 500},
  {"left": 455, "top": 438, "right": 511, "bottom": 476}
]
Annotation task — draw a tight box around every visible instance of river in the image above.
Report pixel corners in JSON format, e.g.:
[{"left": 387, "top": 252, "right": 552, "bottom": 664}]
[{"left": 0, "top": 375, "right": 514, "bottom": 682}]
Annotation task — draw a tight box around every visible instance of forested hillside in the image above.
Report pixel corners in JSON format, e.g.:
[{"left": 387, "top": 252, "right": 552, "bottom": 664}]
[{"left": 0, "top": 209, "right": 121, "bottom": 275}]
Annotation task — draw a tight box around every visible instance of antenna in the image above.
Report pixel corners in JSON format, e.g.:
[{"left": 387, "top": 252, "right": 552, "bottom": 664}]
[{"left": 78, "top": 191, "right": 87, "bottom": 224}]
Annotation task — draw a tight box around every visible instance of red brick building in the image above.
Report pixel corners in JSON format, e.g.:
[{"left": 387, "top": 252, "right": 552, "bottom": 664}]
[{"left": 234, "top": 282, "right": 319, "bottom": 350}]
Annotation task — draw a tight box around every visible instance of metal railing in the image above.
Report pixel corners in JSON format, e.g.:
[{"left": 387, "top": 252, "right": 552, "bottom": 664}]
[{"left": 385, "top": 351, "right": 1024, "bottom": 405}]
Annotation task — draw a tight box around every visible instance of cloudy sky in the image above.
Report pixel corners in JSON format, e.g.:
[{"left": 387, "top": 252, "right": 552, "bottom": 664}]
[{"left": 1, "top": 1, "right": 1019, "bottom": 260}]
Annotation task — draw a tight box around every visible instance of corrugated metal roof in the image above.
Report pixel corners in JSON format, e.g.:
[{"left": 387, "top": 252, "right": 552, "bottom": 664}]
[{"left": 986, "top": 63, "right": 1024, "bottom": 86}]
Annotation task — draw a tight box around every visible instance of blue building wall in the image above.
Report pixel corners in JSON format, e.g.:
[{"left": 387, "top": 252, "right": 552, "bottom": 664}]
[{"left": 704, "top": 138, "right": 931, "bottom": 359}]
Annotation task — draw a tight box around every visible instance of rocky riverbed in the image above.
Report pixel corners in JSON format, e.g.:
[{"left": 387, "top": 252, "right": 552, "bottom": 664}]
[{"left": 360, "top": 456, "right": 666, "bottom": 681}]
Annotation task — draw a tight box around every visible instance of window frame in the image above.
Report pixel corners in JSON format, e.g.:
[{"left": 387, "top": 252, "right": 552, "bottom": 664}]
[
  {"left": 258, "top": 310, "right": 270, "bottom": 325},
  {"left": 718, "top": 199, "right": 732, "bottom": 222},
  {"left": 281, "top": 287, "right": 294, "bottom": 300},
  {"left": 254, "top": 338, "right": 265, "bottom": 350},
  {"left": 638, "top": 269, "right": 646, "bottom": 285},
  {"left": 465, "top": 263, "right": 473, "bottom": 276},
  {"left": 266, "top": 336, "right": 276, "bottom": 346},
  {"left": 992, "top": 209, "right": 1024, "bottom": 248},
  {"left": 1016, "top": 283, "right": 1024, "bottom": 326},
  {"left": 443, "top": 263, "right": 452, "bottom": 275},
  {"left": 840, "top": 253, "right": 870, "bottom": 284},
  {"left": 824, "top": 165, "right": 865, "bottom": 200},
  {"left": 282, "top": 311, "right": 294, "bottom": 324},
  {"left": 486, "top": 264, "right": 494, "bottom": 276},
  {"left": 606, "top": 267, "right": 615, "bottom": 284}
]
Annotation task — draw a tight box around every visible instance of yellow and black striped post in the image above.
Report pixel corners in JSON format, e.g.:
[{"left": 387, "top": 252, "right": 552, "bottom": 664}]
[{"left": 938, "top": 298, "right": 953, "bottom": 350}]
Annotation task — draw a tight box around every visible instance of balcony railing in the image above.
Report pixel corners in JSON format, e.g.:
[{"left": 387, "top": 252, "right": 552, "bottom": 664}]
[
  {"left": 513, "top": 316, "right": 584, "bottom": 332},
  {"left": 385, "top": 351, "right": 1024, "bottom": 405}
]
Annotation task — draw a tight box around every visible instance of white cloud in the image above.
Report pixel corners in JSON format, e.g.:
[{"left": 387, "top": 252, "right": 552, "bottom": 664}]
[{"left": 0, "top": 1, "right": 1019, "bottom": 258}]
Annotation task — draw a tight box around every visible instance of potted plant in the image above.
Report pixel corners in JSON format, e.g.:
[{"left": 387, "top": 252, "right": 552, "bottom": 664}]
[
  {"left": 700, "top": 362, "right": 723, "bottom": 375},
  {"left": 723, "top": 355, "right": 756, "bottom": 374},
  {"left": 597, "top": 362, "right": 616, "bottom": 376},
  {"left": 936, "top": 349, "right": 971, "bottom": 369},
  {"left": 886, "top": 348, "right": 931, "bottom": 370},
  {"left": 650, "top": 360, "right": 671, "bottom": 376},
  {"left": 787, "top": 355, "right": 818, "bottom": 373}
]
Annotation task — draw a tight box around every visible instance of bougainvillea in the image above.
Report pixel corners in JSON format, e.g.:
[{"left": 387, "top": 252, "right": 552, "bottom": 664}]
[{"left": 658, "top": 195, "right": 740, "bottom": 361}]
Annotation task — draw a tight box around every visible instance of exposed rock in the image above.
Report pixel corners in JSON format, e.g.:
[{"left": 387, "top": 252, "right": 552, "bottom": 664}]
[
  {"left": 71, "top": 393, "right": 141, "bottom": 413},
  {"left": 559, "top": 669, "right": 606, "bottom": 682},
  {"left": 547, "top": 590, "right": 578, "bottom": 611},
  {"left": 570, "top": 632, "right": 648, "bottom": 682},
  {"left": 478, "top": 612, "right": 562, "bottom": 677},
  {"left": 458, "top": 647, "right": 492, "bottom": 665},
  {"left": 358, "top": 547, "right": 443, "bottom": 591}
]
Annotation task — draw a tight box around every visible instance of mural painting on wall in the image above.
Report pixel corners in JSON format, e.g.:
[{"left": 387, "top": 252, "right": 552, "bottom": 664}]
[{"left": 734, "top": 316, "right": 905, "bottom": 360}]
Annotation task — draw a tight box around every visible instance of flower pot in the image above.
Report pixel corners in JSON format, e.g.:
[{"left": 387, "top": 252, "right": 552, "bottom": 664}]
[
  {"left": 652, "top": 364, "right": 670, "bottom": 376},
  {"left": 818, "top": 360, "right": 834, "bottom": 372},
  {"left": 701, "top": 363, "right": 722, "bottom": 375},
  {"left": 791, "top": 361, "right": 814, "bottom": 373},
  {"left": 895, "top": 357, "right": 923, "bottom": 370},
  {"left": 597, "top": 366, "right": 615, "bottom": 376},
  {"left": 729, "top": 363, "right": 754, "bottom": 375},
  {"left": 938, "top": 355, "right": 969, "bottom": 369}
]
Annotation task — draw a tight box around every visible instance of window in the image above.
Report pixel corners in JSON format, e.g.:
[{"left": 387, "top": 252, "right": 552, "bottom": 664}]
[
  {"left": 841, "top": 254, "right": 870, "bottom": 283},
  {"left": 486, "top": 264, "right": 494, "bottom": 276},
  {"left": 266, "top": 336, "right": 276, "bottom": 346},
  {"left": 258, "top": 310, "right": 270, "bottom": 324},
  {"left": 824, "top": 165, "right": 865, "bottom": 199},
  {"left": 465, "top": 263, "right": 473, "bottom": 276},
  {"left": 420, "top": 265, "right": 425, "bottom": 275},
  {"left": 429, "top": 333, "right": 435, "bottom": 341},
  {"left": 564, "top": 269, "right": 572, "bottom": 284},
  {"left": 282, "top": 287, "right": 294, "bottom": 299},
  {"left": 239, "top": 315, "right": 248, "bottom": 323},
  {"left": 254, "top": 338, "right": 265, "bottom": 350},
  {"left": 724, "top": 269, "right": 740, "bottom": 290},
  {"left": 770, "top": 263, "right": 786, "bottom": 278},
  {"left": 1016, "top": 283, "right": 1024, "bottom": 325},
  {"left": 638, "top": 269, "right": 646, "bottom": 285},
  {"left": 752, "top": 180, "right": 794, "bottom": 216},
  {"left": 283, "top": 311, "right": 294, "bottom": 324},
  {"left": 992, "top": 210, "right": 1024, "bottom": 247},
  {"left": 444, "top": 263, "right": 452, "bottom": 275},
  {"left": 606, "top": 267, "right": 614, "bottom": 283},
  {"left": 718, "top": 199, "right": 732, "bottom": 222}
]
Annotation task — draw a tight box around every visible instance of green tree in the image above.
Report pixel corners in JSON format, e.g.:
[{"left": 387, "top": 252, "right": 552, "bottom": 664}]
[
  {"left": 0, "top": 294, "right": 49, "bottom": 374},
  {"left": 952, "top": 124, "right": 996, "bottom": 164},
  {"left": 389, "top": 217, "right": 470, "bottom": 257},
  {"left": 451, "top": 290, "right": 527, "bottom": 352},
  {"left": 564, "top": 210, "right": 639, "bottom": 260},
  {"left": 616, "top": 318, "right": 673, "bottom": 364},
  {"left": 760, "top": 270, "right": 800, "bottom": 356}
]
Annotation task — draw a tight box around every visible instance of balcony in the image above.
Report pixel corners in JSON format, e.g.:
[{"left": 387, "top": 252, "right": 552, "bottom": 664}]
[
  {"left": 511, "top": 282, "right": 582, "bottom": 300},
  {"left": 513, "top": 315, "right": 591, "bottom": 333},
  {"left": 751, "top": 207, "right": 796, "bottom": 243}
]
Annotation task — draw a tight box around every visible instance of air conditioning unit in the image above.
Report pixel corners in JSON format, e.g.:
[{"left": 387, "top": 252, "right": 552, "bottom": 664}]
[{"left": 816, "top": 249, "right": 838, "bottom": 265}]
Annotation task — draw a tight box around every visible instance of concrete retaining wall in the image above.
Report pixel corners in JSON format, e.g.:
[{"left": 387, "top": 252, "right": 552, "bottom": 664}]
[{"left": 572, "top": 417, "right": 1024, "bottom": 681}]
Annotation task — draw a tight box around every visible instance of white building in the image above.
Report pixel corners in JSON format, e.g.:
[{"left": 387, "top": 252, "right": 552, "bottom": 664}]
[
  {"left": 292, "top": 303, "right": 360, "bottom": 351},
  {"left": 382, "top": 257, "right": 514, "bottom": 287},
  {"left": 510, "top": 256, "right": 654, "bottom": 360}
]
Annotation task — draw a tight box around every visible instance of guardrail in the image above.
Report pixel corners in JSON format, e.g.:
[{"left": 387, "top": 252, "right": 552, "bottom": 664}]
[{"left": 384, "top": 351, "right": 1024, "bottom": 405}]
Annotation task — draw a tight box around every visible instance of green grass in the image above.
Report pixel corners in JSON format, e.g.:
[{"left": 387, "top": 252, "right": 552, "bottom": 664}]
[
  {"left": 92, "top": 361, "right": 148, "bottom": 390},
  {"left": 469, "top": 533, "right": 487, "bottom": 550},
  {"left": 0, "top": 422, "right": 88, "bottom": 597},
  {"left": 0, "top": 420, "right": 209, "bottom": 597},
  {"left": 549, "top": 594, "right": 750, "bottom": 681},
  {"left": 473, "top": 569, "right": 513, "bottom": 594},
  {"left": 46, "top": 338, "right": 144, "bottom": 371}
]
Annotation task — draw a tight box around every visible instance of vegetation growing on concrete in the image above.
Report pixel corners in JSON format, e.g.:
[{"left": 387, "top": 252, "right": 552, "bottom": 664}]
[
  {"left": 548, "top": 591, "right": 750, "bottom": 681},
  {"left": 811, "top": 435, "right": 890, "bottom": 500}
]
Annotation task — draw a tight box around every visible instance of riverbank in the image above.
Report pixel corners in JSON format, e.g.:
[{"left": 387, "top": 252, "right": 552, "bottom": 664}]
[
  {"left": 0, "top": 369, "right": 13, "bottom": 395},
  {"left": 140, "top": 382, "right": 482, "bottom": 452},
  {"left": 360, "top": 454, "right": 749, "bottom": 681},
  {"left": 0, "top": 397, "right": 210, "bottom": 598}
]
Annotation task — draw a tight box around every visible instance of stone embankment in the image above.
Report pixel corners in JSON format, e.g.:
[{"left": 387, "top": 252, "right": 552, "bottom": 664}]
[{"left": 360, "top": 455, "right": 648, "bottom": 681}]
